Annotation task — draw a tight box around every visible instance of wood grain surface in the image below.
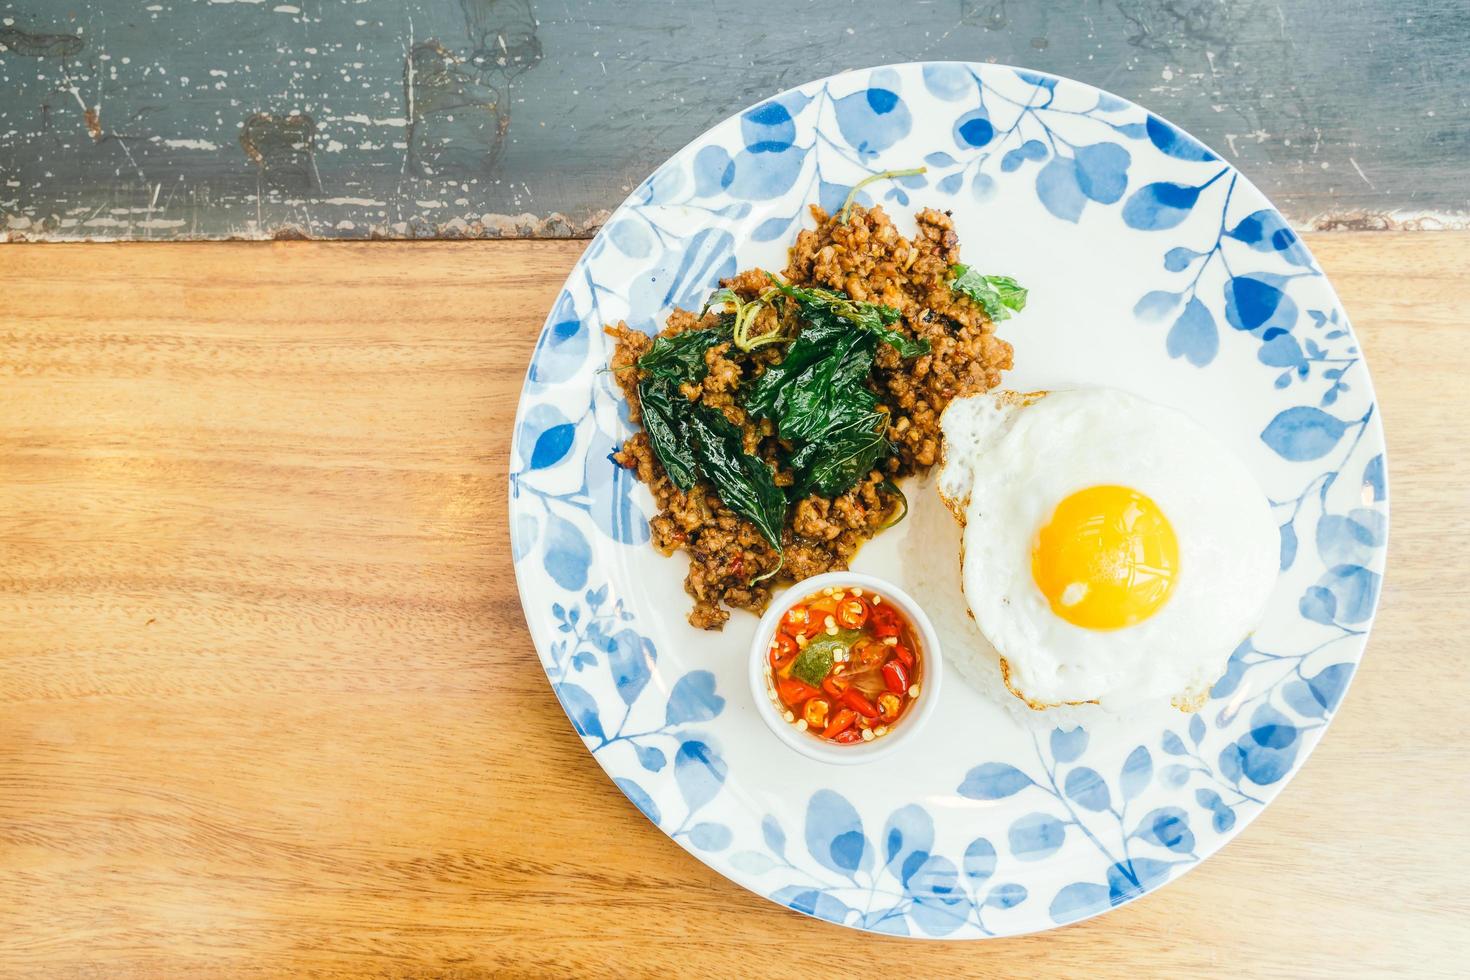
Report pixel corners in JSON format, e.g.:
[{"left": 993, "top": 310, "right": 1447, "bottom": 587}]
[{"left": 1, "top": 235, "right": 1467, "bottom": 978}]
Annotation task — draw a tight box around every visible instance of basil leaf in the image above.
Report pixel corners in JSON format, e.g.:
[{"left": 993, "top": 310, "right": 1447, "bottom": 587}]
[
  {"left": 687, "top": 406, "right": 787, "bottom": 552},
  {"left": 792, "top": 629, "right": 864, "bottom": 686},
  {"left": 985, "top": 275, "right": 1028, "bottom": 312},
  {"left": 700, "top": 287, "right": 739, "bottom": 318},
  {"left": 744, "top": 315, "right": 853, "bottom": 422},
  {"left": 637, "top": 327, "right": 726, "bottom": 383},
  {"left": 949, "top": 264, "right": 1028, "bottom": 322},
  {"left": 770, "top": 277, "right": 929, "bottom": 357},
  {"left": 775, "top": 332, "right": 878, "bottom": 443},
  {"left": 637, "top": 377, "right": 699, "bottom": 491},
  {"left": 870, "top": 321, "right": 931, "bottom": 359},
  {"left": 788, "top": 406, "right": 889, "bottom": 498}
]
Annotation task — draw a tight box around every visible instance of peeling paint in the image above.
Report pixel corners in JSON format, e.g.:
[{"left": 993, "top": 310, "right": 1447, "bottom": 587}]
[
  {"left": 0, "top": 24, "right": 84, "bottom": 58},
  {"left": 0, "top": 0, "right": 1463, "bottom": 240},
  {"left": 239, "top": 112, "right": 318, "bottom": 192}
]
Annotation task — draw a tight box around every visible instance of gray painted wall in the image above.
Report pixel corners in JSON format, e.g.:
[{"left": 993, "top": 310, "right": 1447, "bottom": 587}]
[{"left": 1, "top": 0, "right": 1466, "bottom": 240}]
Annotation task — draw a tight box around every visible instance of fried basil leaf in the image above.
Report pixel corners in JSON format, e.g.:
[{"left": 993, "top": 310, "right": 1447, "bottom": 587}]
[
  {"left": 869, "top": 321, "right": 931, "bottom": 359},
  {"left": 636, "top": 327, "right": 726, "bottom": 383},
  {"left": 770, "top": 278, "right": 930, "bottom": 357},
  {"left": 637, "top": 377, "right": 699, "bottom": 491},
  {"left": 687, "top": 406, "right": 787, "bottom": 551},
  {"left": 788, "top": 406, "right": 889, "bottom": 498},
  {"left": 743, "top": 314, "right": 853, "bottom": 423},
  {"left": 949, "top": 264, "right": 1028, "bottom": 322},
  {"left": 774, "top": 332, "right": 879, "bottom": 443}
]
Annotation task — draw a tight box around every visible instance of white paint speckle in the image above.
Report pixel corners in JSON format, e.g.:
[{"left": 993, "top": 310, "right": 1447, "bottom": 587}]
[{"left": 152, "top": 137, "right": 221, "bottom": 151}]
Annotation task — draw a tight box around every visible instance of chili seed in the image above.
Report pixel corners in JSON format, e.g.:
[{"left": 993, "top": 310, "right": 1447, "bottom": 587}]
[
  {"left": 796, "top": 719, "right": 809, "bottom": 732},
  {"left": 852, "top": 587, "right": 864, "bottom": 596},
  {"left": 825, "top": 625, "right": 838, "bottom": 636},
  {"left": 875, "top": 726, "right": 888, "bottom": 737},
  {"left": 822, "top": 587, "right": 834, "bottom": 597},
  {"left": 908, "top": 685, "right": 920, "bottom": 698},
  {"left": 872, "top": 595, "right": 883, "bottom": 605},
  {"left": 823, "top": 615, "right": 836, "bottom": 629},
  {"left": 882, "top": 636, "right": 898, "bottom": 647},
  {"left": 784, "top": 711, "right": 795, "bottom": 723},
  {"left": 861, "top": 729, "right": 875, "bottom": 742},
  {"left": 832, "top": 591, "right": 845, "bottom": 602}
]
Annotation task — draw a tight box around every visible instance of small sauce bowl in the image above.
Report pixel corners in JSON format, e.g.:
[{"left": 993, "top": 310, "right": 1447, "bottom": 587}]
[{"left": 748, "top": 571, "right": 943, "bottom": 765}]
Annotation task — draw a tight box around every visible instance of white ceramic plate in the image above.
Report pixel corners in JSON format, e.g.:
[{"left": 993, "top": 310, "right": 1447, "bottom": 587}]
[{"left": 509, "top": 63, "right": 1388, "bottom": 938}]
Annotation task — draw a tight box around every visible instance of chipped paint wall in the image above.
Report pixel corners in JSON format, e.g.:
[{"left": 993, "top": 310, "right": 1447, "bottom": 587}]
[{"left": 0, "top": 0, "right": 1466, "bottom": 240}]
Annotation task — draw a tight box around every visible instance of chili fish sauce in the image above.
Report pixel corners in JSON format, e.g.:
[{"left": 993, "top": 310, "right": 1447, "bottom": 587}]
[{"left": 765, "top": 586, "right": 922, "bottom": 744}]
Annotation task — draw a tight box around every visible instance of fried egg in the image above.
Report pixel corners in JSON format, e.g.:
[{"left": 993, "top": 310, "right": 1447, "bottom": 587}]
[{"left": 937, "top": 387, "right": 1278, "bottom": 711}]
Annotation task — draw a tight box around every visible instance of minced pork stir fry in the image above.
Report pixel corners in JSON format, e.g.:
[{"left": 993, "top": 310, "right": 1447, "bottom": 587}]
[{"left": 608, "top": 196, "right": 1025, "bottom": 629}]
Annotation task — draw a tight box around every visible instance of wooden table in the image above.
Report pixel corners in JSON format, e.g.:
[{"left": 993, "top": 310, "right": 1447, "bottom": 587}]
[{"left": 1, "top": 234, "right": 1466, "bottom": 977}]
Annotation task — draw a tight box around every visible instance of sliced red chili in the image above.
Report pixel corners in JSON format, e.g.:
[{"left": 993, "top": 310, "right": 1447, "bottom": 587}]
[
  {"left": 769, "top": 632, "right": 798, "bottom": 663},
  {"left": 777, "top": 678, "right": 820, "bottom": 707},
  {"left": 803, "top": 697, "right": 830, "bottom": 729},
  {"left": 840, "top": 689, "right": 879, "bottom": 719},
  {"left": 835, "top": 596, "right": 869, "bottom": 629},
  {"left": 821, "top": 672, "right": 851, "bottom": 699},
  {"left": 868, "top": 604, "right": 902, "bottom": 639},
  {"left": 822, "top": 707, "right": 858, "bottom": 739},
  {"left": 780, "top": 605, "right": 813, "bottom": 637},
  {"left": 882, "top": 659, "right": 909, "bottom": 695},
  {"left": 877, "top": 692, "right": 903, "bottom": 722},
  {"left": 807, "top": 596, "right": 839, "bottom": 618},
  {"left": 832, "top": 729, "right": 863, "bottom": 744},
  {"left": 892, "top": 643, "right": 915, "bottom": 670}
]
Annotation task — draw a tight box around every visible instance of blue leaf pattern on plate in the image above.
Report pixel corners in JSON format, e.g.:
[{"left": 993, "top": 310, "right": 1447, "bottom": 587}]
[
  {"left": 665, "top": 670, "right": 725, "bottom": 726},
  {"left": 1050, "top": 726, "right": 1088, "bottom": 763},
  {"left": 1063, "top": 767, "right": 1111, "bottom": 812},
  {"left": 1035, "top": 157, "right": 1085, "bottom": 222},
  {"left": 1261, "top": 407, "right": 1348, "bottom": 461},
  {"left": 1120, "top": 746, "right": 1153, "bottom": 800},
  {"left": 805, "top": 789, "right": 871, "bottom": 876},
  {"left": 1166, "top": 296, "right": 1218, "bottom": 366},
  {"left": 674, "top": 741, "right": 728, "bottom": 813},
  {"left": 1009, "top": 813, "right": 1067, "bottom": 860},
  {"left": 958, "top": 762, "right": 1034, "bottom": 800},
  {"left": 604, "top": 629, "right": 655, "bottom": 706},
  {"left": 1123, "top": 180, "right": 1202, "bottom": 230},
  {"left": 1145, "top": 114, "right": 1217, "bottom": 161}
]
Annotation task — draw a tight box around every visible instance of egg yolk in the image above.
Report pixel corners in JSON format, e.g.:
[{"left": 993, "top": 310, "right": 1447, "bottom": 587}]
[{"left": 1031, "top": 485, "right": 1179, "bottom": 630}]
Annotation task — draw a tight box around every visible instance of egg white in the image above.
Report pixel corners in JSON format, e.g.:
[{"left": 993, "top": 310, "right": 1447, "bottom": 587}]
[{"left": 938, "top": 387, "right": 1279, "bottom": 711}]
